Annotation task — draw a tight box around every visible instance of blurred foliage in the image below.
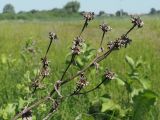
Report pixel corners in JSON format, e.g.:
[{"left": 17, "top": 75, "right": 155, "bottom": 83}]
[
  {"left": 3, "top": 4, "right": 15, "bottom": 14},
  {"left": 0, "top": 2, "right": 81, "bottom": 20}
]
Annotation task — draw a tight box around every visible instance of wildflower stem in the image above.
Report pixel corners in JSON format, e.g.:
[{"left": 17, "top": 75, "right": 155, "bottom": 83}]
[
  {"left": 99, "top": 31, "right": 106, "bottom": 49},
  {"left": 60, "top": 54, "right": 75, "bottom": 81},
  {"left": 45, "top": 39, "right": 53, "bottom": 57},
  {"left": 79, "top": 19, "right": 88, "bottom": 36},
  {"left": 124, "top": 24, "right": 136, "bottom": 37}
]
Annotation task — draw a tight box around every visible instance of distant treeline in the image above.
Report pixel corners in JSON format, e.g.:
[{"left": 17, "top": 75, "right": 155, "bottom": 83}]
[
  {"left": 0, "top": 2, "right": 159, "bottom": 20},
  {"left": 0, "top": 1, "right": 82, "bottom": 20}
]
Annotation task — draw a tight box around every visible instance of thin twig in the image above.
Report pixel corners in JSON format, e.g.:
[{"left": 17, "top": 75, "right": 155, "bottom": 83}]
[
  {"left": 100, "top": 31, "right": 106, "bottom": 48},
  {"left": 124, "top": 24, "right": 136, "bottom": 37},
  {"left": 79, "top": 19, "right": 88, "bottom": 36},
  {"left": 60, "top": 54, "right": 75, "bottom": 81},
  {"left": 45, "top": 39, "right": 53, "bottom": 58}
]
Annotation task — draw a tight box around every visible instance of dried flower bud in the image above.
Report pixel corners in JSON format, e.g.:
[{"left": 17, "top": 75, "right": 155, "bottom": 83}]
[
  {"left": 107, "top": 36, "right": 132, "bottom": 50},
  {"left": 107, "top": 41, "right": 115, "bottom": 50},
  {"left": 71, "top": 37, "right": 85, "bottom": 55},
  {"left": 71, "top": 45, "right": 81, "bottom": 55},
  {"left": 49, "top": 32, "right": 57, "bottom": 40},
  {"left": 41, "top": 57, "right": 49, "bottom": 67},
  {"left": 105, "top": 69, "right": 114, "bottom": 80},
  {"left": 73, "top": 37, "right": 84, "bottom": 47},
  {"left": 120, "top": 35, "right": 132, "bottom": 48},
  {"left": 41, "top": 67, "right": 50, "bottom": 76},
  {"left": 77, "top": 73, "right": 89, "bottom": 87},
  {"left": 83, "top": 12, "right": 94, "bottom": 21},
  {"left": 22, "top": 108, "right": 32, "bottom": 120},
  {"left": 100, "top": 23, "right": 112, "bottom": 32},
  {"left": 73, "top": 73, "right": 89, "bottom": 94},
  {"left": 131, "top": 16, "right": 144, "bottom": 28}
]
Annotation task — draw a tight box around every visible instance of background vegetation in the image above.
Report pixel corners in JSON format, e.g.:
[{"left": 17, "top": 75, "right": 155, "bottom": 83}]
[{"left": 0, "top": 2, "right": 160, "bottom": 20}]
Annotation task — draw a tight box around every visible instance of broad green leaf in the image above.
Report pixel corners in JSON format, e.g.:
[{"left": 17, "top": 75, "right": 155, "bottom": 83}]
[
  {"left": 18, "top": 98, "right": 26, "bottom": 110},
  {"left": 135, "top": 56, "right": 143, "bottom": 68},
  {"left": 101, "top": 99, "right": 121, "bottom": 112},
  {"left": 2, "top": 103, "right": 16, "bottom": 119},
  {"left": 76, "top": 57, "right": 84, "bottom": 67},
  {"left": 132, "top": 90, "right": 158, "bottom": 120},
  {"left": 125, "top": 56, "right": 135, "bottom": 69},
  {"left": 115, "top": 77, "right": 125, "bottom": 86},
  {"left": 139, "top": 78, "right": 151, "bottom": 89},
  {"left": 100, "top": 97, "right": 110, "bottom": 103},
  {"left": 131, "top": 88, "right": 143, "bottom": 100}
]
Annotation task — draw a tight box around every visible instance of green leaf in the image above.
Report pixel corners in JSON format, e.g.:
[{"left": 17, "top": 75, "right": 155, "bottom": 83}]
[
  {"left": 76, "top": 56, "right": 84, "bottom": 67},
  {"left": 131, "top": 88, "right": 143, "bottom": 100},
  {"left": 18, "top": 98, "right": 26, "bottom": 110},
  {"left": 115, "top": 77, "right": 125, "bottom": 86},
  {"left": 1, "top": 54, "right": 7, "bottom": 64},
  {"left": 81, "top": 43, "right": 87, "bottom": 53},
  {"left": 139, "top": 78, "right": 151, "bottom": 89},
  {"left": 125, "top": 56, "right": 135, "bottom": 69},
  {"left": 135, "top": 56, "right": 143, "bottom": 68},
  {"left": 2, "top": 103, "right": 16, "bottom": 119},
  {"left": 132, "top": 90, "right": 158, "bottom": 120},
  {"left": 101, "top": 99, "right": 121, "bottom": 112},
  {"left": 75, "top": 113, "right": 94, "bottom": 120}
]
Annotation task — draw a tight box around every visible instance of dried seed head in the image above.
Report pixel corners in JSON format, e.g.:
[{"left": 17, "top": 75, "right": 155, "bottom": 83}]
[
  {"left": 41, "top": 67, "right": 50, "bottom": 76},
  {"left": 49, "top": 32, "right": 57, "bottom": 40},
  {"left": 107, "top": 36, "right": 132, "bottom": 50},
  {"left": 41, "top": 57, "right": 49, "bottom": 67},
  {"left": 71, "top": 45, "right": 81, "bottom": 55},
  {"left": 100, "top": 23, "right": 112, "bottom": 32},
  {"left": 83, "top": 12, "right": 94, "bottom": 21},
  {"left": 120, "top": 35, "right": 132, "bottom": 48},
  {"left": 75, "top": 73, "right": 89, "bottom": 92},
  {"left": 78, "top": 73, "right": 89, "bottom": 86},
  {"left": 107, "top": 41, "right": 115, "bottom": 50},
  {"left": 73, "top": 37, "right": 84, "bottom": 47},
  {"left": 131, "top": 16, "right": 144, "bottom": 28},
  {"left": 71, "top": 37, "right": 85, "bottom": 55},
  {"left": 105, "top": 69, "right": 114, "bottom": 80}
]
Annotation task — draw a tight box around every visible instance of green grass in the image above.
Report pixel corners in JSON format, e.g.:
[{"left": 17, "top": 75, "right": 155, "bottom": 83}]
[{"left": 0, "top": 16, "right": 160, "bottom": 120}]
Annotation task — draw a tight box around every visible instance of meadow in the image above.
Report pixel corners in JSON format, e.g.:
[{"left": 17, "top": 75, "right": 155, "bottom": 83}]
[{"left": 0, "top": 16, "right": 160, "bottom": 120}]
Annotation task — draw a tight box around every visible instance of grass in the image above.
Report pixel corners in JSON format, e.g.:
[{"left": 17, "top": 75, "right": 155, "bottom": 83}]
[{"left": 0, "top": 16, "right": 160, "bottom": 120}]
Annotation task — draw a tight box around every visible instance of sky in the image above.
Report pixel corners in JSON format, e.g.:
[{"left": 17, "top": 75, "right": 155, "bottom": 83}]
[{"left": 0, "top": 0, "right": 160, "bottom": 14}]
